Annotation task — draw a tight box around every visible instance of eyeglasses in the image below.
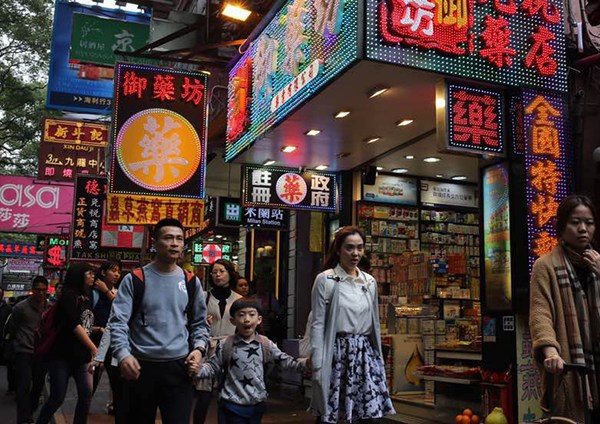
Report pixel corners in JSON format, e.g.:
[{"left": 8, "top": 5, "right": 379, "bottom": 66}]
[{"left": 211, "top": 269, "right": 227, "bottom": 276}]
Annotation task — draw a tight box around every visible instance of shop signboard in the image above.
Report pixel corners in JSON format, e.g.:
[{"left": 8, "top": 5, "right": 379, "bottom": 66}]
[
  {"left": 362, "top": 174, "right": 418, "bottom": 205},
  {"left": 192, "top": 242, "right": 232, "bottom": 265},
  {"left": 47, "top": 0, "right": 150, "bottom": 114},
  {"left": 44, "top": 236, "right": 69, "bottom": 269},
  {"left": 482, "top": 163, "right": 512, "bottom": 310},
  {"left": 71, "top": 175, "right": 145, "bottom": 264},
  {"left": 70, "top": 13, "right": 150, "bottom": 67},
  {"left": 367, "top": 0, "right": 567, "bottom": 92},
  {"left": 38, "top": 118, "right": 108, "bottom": 182},
  {"left": 0, "top": 241, "right": 40, "bottom": 258},
  {"left": 516, "top": 315, "right": 543, "bottom": 422},
  {"left": 523, "top": 89, "right": 571, "bottom": 272},
  {"left": 109, "top": 63, "right": 208, "bottom": 200},
  {"left": 242, "top": 165, "right": 338, "bottom": 212},
  {"left": 420, "top": 180, "right": 478, "bottom": 208},
  {"left": 5, "top": 258, "right": 42, "bottom": 273},
  {"left": 436, "top": 81, "right": 505, "bottom": 156},
  {"left": 0, "top": 176, "right": 74, "bottom": 234},
  {"left": 510, "top": 95, "right": 526, "bottom": 155},
  {"left": 216, "top": 197, "right": 289, "bottom": 230},
  {"left": 225, "top": 0, "right": 360, "bottom": 161}
]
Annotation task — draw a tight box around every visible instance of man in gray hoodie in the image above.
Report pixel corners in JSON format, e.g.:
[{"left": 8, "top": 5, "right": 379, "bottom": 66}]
[{"left": 109, "top": 218, "right": 210, "bottom": 424}]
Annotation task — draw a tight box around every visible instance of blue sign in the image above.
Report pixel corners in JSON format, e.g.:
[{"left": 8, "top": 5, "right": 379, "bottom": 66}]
[{"left": 47, "top": 1, "right": 150, "bottom": 114}]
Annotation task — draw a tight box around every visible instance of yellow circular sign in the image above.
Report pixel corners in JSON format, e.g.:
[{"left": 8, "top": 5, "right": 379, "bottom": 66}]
[{"left": 116, "top": 108, "right": 201, "bottom": 191}]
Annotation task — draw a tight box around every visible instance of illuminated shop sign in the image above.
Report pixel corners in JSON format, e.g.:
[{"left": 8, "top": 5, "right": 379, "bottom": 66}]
[
  {"left": 109, "top": 63, "right": 208, "bottom": 199},
  {"left": 44, "top": 236, "right": 69, "bottom": 269},
  {"left": 38, "top": 118, "right": 108, "bottom": 182},
  {"left": 367, "top": 0, "right": 567, "bottom": 91},
  {"left": 437, "top": 82, "right": 504, "bottom": 156},
  {"left": 226, "top": 0, "right": 360, "bottom": 161},
  {"left": 524, "top": 89, "right": 571, "bottom": 271},
  {"left": 71, "top": 175, "right": 146, "bottom": 263},
  {"left": 0, "top": 241, "right": 40, "bottom": 258},
  {"left": 242, "top": 165, "right": 338, "bottom": 212},
  {"left": 510, "top": 95, "right": 525, "bottom": 155},
  {"left": 420, "top": 180, "right": 478, "bottom": 208},
  {"left": 192, "top": 242, "right": 232, "bottom": 265},
  {"left": 217, "top": 197, "right": 289, "bottom": 230}
]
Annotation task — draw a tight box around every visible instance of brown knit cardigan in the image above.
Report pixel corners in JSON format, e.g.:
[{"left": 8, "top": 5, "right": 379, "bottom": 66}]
[{"left": 529, "top": 246, "right": 586, "bottom": 423}]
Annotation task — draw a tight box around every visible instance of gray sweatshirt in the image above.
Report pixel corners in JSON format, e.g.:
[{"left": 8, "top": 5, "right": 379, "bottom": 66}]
[
  {"left": 110, "top": 263, "right": 209, "bottom": 363},
  {"left": 9, "top": 297, "right": 45, "bottom": 354}
]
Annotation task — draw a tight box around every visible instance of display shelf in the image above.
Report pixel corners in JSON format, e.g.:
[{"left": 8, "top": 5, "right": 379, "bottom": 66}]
[
  {"left": 369, "top": 234, "right": 413, "bottom": 240},
  {"left": 435, "top": 350, "right": 482, "bottom": 361},
  {"left": 414, "top": 374, "right": 480, "bottom": 385}
]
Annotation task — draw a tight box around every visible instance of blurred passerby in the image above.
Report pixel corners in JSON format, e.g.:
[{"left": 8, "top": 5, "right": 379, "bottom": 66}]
[
  {"left": 36, "top": 263, "right": 97, "bottom": 424},
  {"left": 9, "top": 276, "right": 49, "bottom": 424},
  {"left": 0, "top": 288, "right": 14, "bottom": 395},
  {"left": 232, "top": 277, "right": 250, "bottom": 297}
]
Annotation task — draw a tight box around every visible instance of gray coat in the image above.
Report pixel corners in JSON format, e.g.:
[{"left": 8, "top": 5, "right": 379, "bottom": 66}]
[{"left": 309, "top": 265, "right": 383, "bottom": 415}]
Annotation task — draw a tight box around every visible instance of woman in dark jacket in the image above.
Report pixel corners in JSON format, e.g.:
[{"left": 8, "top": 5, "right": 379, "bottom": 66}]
[{"left": 36, "top": 263, "right": 97, "bottom": 424}]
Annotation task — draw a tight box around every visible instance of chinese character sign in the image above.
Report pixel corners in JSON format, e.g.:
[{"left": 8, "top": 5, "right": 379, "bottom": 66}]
[
  {"left": 217, "top": 197, "right": 290, "bottom": 230},
  {"left": 0, "top": 241, "right": 40, "bottom": 258},
  {"left": 0, "top": 175, "right": 74, "bottom": 234},
  {"left": 368, "top": 0, "right": 567, "bottom": 91},
  {"left": 110, "top": 63, "right": 208, "bottom": 198},
  {"left": 71, "top": 175, "right": 145, "bottom": 263},
  {"left": 227, "top": 56, "right": 252, "bottom": 145},
  {"left": 438, "top": 82, "right": 504, "bottom": 155},
  {"left": 242, "top": 166, "right": 337, "bottom": 212},
  {"left": 523, "top": 89, "right": 571, "bottom": 271},
  {"left": 38, "top": 119, "right": 108, "bottom": 182}
]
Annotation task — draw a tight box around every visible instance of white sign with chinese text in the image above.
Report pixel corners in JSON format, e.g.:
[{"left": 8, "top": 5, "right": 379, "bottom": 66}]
[{"left": 420, "top": 180, "right": 478, "bottom": 208}]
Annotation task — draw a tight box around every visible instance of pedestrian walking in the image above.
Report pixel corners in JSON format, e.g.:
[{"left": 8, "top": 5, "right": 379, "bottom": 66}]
[
  {"left": 0, "top": 288, "right": 15, "bottom": 395},
  {"left": 36, "top": 263, "right": 97, "bottom": 424},
  {"left": 310, "top": 226, "right": 395, "bottom": 423},
  {"left": 109, "top": 218, "right": 210, "bottom": 424}
]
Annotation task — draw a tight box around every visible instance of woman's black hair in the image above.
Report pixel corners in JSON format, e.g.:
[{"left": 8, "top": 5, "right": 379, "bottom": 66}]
[
  {"left": 63, "top": 262, "right": 95, "bottom": 295},
  {"left": 209, "top": 259, "right": 239, "bottom": 288},
  {"left": 95, "top": 259, "right": 122, "bottom": 282},
  {"left": 556, "top": 195, "right": 598, "bottom": 238},
  {"left": 321, "top": 226, "right": 366, "bottom": 271}
]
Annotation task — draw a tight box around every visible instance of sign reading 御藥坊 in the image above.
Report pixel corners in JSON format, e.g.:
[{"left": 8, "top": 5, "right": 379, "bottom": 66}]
[
  {"left": 368, "top": 0, "right": 567, "bottom": 91},
  {"left": 242, "top": 166, "right": 338, "bottom": 212},
  {"left": 70, "top": 13, "right": 150, "bottom": 67},
  {"left": 225, "top": 0, "right": 360, "bottom": 161}
]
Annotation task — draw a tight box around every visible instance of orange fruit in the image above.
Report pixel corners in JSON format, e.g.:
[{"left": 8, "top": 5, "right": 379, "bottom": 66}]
[
  {"left": 463, "top": 408, "right": 473, "bottom": 417},
  {"left": 456, "top": 414, "right": 464, "bottom": 424},
  {"left": 471, "top": 415, "right": 480, "bottom": 424},
  {"left": 461, "top": 416, "right": 471, "bottom": 424}
]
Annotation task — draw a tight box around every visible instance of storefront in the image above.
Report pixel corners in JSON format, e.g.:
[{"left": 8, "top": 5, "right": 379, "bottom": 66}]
[{"left": 225, "top": 0, "right": 570, "bottom": 422}]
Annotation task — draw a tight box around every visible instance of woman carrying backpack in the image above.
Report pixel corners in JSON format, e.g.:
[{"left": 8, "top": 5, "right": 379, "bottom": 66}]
[{"left": 36, "top": 263, "right": 97, "bottom": 424}]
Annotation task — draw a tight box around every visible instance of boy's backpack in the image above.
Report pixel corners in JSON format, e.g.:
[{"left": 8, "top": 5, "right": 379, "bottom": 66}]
[
  {"left": 128, "top": 268, "right": 197, "bottom": 345},
  {"left": 33, "top": 304, "right": 59, "bottom": 359}
]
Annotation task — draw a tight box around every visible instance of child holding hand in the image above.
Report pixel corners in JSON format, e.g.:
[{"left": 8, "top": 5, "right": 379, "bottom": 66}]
[{"left": 190, "top": 298, "right": 308, "bottom": 424}]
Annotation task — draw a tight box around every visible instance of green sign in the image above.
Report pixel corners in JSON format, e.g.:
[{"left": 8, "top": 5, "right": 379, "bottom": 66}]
[{"left": 70, "top": 13, "right": 150, "bottom": 67}]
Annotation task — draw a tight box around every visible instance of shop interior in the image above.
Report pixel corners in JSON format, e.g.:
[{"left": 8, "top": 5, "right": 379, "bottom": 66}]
[{"left": 207, "top": 60, "right": 509, "bottom": 422}]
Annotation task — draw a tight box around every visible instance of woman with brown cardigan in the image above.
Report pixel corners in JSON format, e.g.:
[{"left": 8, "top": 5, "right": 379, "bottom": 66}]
[{"left": 530, "top": 195, "right": 600, "bottom": 423}]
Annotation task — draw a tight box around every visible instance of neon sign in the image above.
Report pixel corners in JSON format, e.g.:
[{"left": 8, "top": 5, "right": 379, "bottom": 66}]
[{"left": 523, "top": 89, "right": 571, "bottom": 271}]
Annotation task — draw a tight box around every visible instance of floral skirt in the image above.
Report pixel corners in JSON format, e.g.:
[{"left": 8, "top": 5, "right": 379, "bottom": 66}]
[{"left": 321, "top": 333, "right": 395, "bottom": 423}]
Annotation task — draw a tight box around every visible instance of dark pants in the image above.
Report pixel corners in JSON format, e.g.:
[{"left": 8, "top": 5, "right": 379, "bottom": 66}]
[
  {"left": 105, "top": 361, "right": 128, "bottom": 424},
  {"left": 14, "top": 353, "right": 46, "bottom": 423},
  {"left": 124, "top": 358, "right": 194, "bottom": 424},
  {"left": 193, "top": 389, "right": 212, "bottom": 424},
  {"left": 218, "top": 400, "right": 266, "bottom": 424},
  {"left": 36, "top": 360, "right": 92, "bottom": 424}
]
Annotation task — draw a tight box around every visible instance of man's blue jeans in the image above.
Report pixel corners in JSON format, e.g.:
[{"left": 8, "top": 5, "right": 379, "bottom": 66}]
[{"left": 35, "top": 359, "right": 92, "bottom": 424}]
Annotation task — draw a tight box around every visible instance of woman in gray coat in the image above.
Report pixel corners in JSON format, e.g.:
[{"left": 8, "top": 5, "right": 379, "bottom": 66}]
[{"left": 310, "top": 226, "right": 395, "bottom": 423}]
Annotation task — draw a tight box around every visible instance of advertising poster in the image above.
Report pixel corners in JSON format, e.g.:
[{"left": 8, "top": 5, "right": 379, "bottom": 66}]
[
  {"left": 47, "top": 0, "right": 150, "bottom": 114},
  {"left": 109, "top": 63, "right": 208, "bottom": 200},
  {"left": 362, "top": 174, "right": 418, "bottom": 205},
  {"left": 483, "top": 163, "right": 512, "bottom": 310},
  {"left": 242, "top": 165, "right": 338, "bottom": 212},
  {"left": 420, "top": 180, "right": 478, "bottom": 208},
  {"left": 71, "top": 175, "right": 145, "bottom": 264},
  {"left": 0, "top": 176, "right": 74, "bottom": 234}
]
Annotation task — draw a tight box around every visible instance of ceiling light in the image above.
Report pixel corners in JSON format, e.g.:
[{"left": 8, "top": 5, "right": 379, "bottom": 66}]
[
  {"left": 423, "top": 157, "right": 441, "bottom": 163},
  {"left": 263, "top": 159, "right": 275, "bottom": 166},
  {"left": 315, "top": 165, "right": 329, "bottom": 170},
  {"left": 405, "top": 155, "right": 415, "bottom": 160},
  {"left": 436, "top": 98, "right": 446, "bottom": 108},
  {"left": 397, "top": 119, "right": 414, "bottom": 127},
  {"left": 335, "top": 111, "right": 351, "bottom": 118},
  {"left": 436, "top": 174, "right": 444, "bottom": 178},
  {"left": 364, "top": 136, "right": 381, "bottom": 144},
  {"left": 452, "top": 175, "right": 467, "bottom": 181},
  {"left": 367, "top": 85, "right": 389, "bottom": 99},
  {"left": 392, "top": 168, "right": 408, "bottom": 174},
  {"left": 215, "top": 234, "right": 223, "bottom": 239},
  {"left": 376, "top": 166, "right": 384, "bottom": 171},
  {"left": 281, "top": 145, "right": 297, "bottom": 153},
  {"left": 221, "top": 3, "right": 252, "bottom": 21},
  {"left": 305, "top": 129, "right": 321, "bottom": 136}
]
